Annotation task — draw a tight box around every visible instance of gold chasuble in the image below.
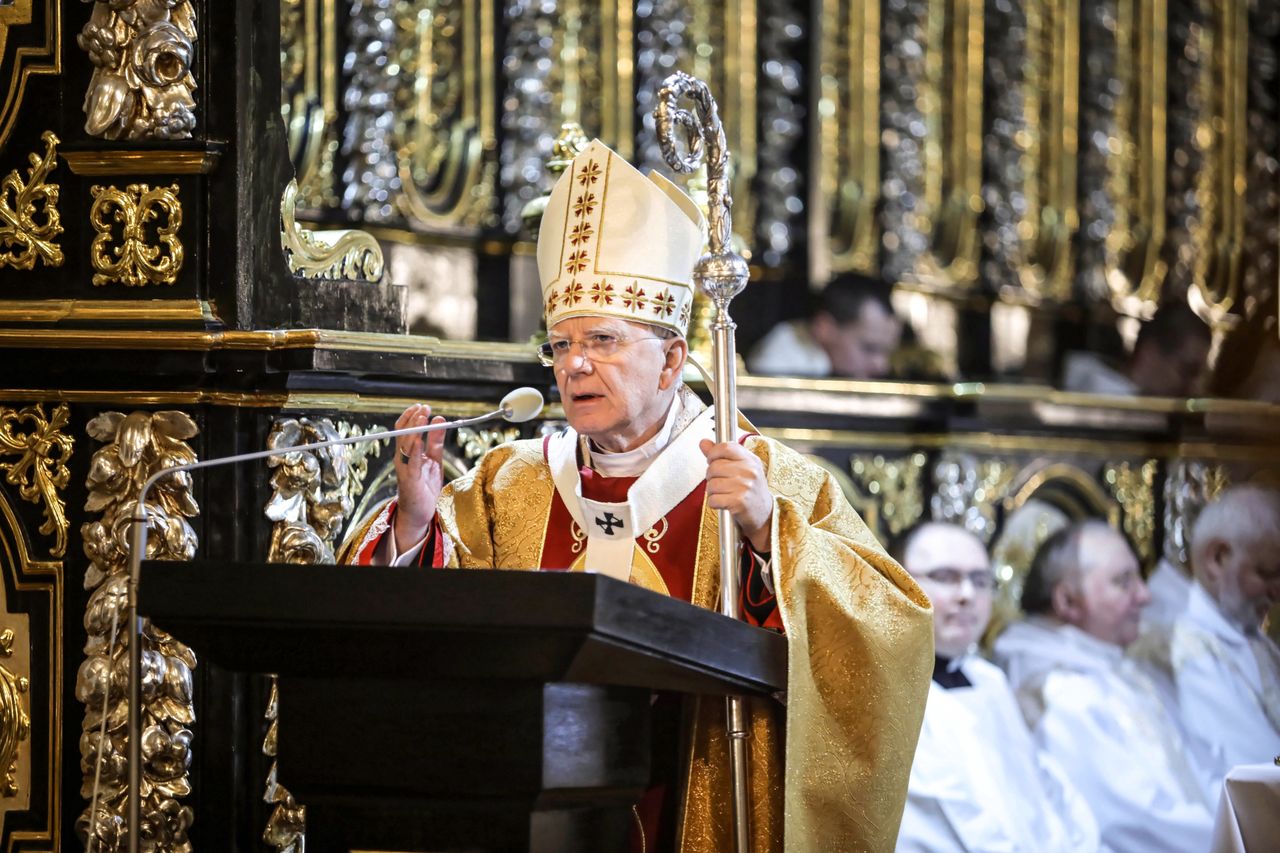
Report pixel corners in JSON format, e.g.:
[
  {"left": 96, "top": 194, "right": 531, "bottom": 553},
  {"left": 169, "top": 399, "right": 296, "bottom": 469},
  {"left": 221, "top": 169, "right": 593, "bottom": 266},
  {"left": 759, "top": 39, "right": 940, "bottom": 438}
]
[{"left": 345, "top": 391, "right": 933, "bottom": 851}]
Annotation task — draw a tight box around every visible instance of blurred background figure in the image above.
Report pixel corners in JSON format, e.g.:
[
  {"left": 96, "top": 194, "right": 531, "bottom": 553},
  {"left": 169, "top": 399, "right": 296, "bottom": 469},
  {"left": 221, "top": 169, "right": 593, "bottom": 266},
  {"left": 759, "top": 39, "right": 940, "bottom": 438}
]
[
  {"left": 747, "top": 272, "right": 901, "bottom": 379},
  {"left": 993, "top": 521, "right": 1215, "bottom": 852},
  {"left": 895, "top": 522, "right": 1099, "bottom": 852},
  {"left": 1136, "top": 485, "right": 1280, "bottom": 778},
  {"left": 1062, "top": 302, "right": 1211, "bottom": 397}
]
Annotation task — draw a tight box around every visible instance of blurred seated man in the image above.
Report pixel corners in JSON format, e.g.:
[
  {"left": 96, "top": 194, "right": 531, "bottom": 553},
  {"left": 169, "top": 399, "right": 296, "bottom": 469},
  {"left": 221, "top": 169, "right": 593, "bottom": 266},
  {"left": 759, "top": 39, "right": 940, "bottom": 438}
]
[
  {"left": 895, "top": 522, "right": 1099, "bottom": 853},
  {"left": 1138, "top": 485, "right": 1280, "bottom": 775},
  {"left": 1062, "top": 301, "right": 1210, "bottom": 397},
  {"left": 343, "top": 139, "right": 934, "bottom": 851},
  {"left": 747, "top": 272, "right": 901, "bottom": 379},
  {"left": 993, "top": 521, "right": 1215, "bottom": 852}
]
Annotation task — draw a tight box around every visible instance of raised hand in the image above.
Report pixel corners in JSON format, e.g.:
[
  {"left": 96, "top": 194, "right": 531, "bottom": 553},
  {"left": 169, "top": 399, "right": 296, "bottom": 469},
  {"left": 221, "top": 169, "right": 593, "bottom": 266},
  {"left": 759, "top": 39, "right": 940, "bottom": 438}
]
[{"left": 393, "top": 403, "right": 446, "bottom": 554}]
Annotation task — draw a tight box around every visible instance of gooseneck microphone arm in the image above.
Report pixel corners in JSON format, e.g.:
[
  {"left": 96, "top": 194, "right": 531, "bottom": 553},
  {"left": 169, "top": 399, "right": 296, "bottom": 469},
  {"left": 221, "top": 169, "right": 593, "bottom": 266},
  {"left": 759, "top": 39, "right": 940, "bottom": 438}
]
[{"left": 121, "top": 387, "right": 543, "bottom": 852}]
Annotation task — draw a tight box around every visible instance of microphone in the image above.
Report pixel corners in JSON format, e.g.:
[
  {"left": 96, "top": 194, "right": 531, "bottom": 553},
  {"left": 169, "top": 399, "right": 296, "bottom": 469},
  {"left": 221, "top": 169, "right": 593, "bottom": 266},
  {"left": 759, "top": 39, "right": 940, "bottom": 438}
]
[{"left": 115, "top": 387, "right": 544, "bottom": 852}]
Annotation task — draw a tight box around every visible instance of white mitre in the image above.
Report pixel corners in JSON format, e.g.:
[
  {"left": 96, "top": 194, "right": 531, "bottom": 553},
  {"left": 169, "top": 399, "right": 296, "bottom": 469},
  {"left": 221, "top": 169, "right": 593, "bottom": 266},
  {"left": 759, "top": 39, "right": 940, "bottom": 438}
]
[{"left": 535, "top": 139, "right": 706, "bottom": 336}]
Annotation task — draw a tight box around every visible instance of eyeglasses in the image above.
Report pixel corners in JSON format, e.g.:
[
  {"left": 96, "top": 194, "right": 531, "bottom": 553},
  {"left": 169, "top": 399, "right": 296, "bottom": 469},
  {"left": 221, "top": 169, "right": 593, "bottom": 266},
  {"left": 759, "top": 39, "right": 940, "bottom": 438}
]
[
  {"left": 535, "top": 332, "right": 664, "bottom": 367},
  {"left": 917, "top": 568, "right": 997, "bottom": 591}
]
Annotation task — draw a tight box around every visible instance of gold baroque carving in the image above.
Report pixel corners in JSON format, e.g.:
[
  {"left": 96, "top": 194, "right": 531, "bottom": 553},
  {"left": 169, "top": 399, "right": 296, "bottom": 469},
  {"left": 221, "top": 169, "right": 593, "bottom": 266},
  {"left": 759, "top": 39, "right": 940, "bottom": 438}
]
[
  {"left": 78, "top": 1, "right": 198, "bottom": 140},
  {"left": 262, "top": 417, "right": 386, "bottom": 850},
  {"left": 0, "top": 627, "right": 30, "bottom": 799},
  {"left": 280, "top": 179, "right": 384, "bottom": 282},
  {"left": 77, "top": 411, "right": 199, "bottom": 850},
  {"left": 1105, "top": 460, "right": 1158, "bottom": 565},
  {"left": 0, "top": 403, "right": 72, "bottom": 559},
  {"left": 0, "top": 131, "right": 62, "bottom": 270},
  {"left": 280, "top": 0, "right": 339, "bottom": 209},
  {"left": 458, "top": 426, "right": 518, "bottom": 463},
  {"left": 814, "top": 0, "right": 881, "bottom": 277},
  {"left": 89, "top": 183, "right": 184, "bottom": 287},
  {"left": 848, "top": 453, "right": 927, "bottom": 541}
]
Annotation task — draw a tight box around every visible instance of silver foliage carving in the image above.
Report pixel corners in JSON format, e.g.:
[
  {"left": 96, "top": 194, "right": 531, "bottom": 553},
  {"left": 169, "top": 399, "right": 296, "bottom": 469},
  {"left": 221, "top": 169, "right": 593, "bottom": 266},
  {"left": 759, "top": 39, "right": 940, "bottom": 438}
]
[
  {"left": 78, "top": 0, "right": 199, "bottom": 140},
  {"left": 879, "top": 0, "right": 931, "bottom": 282},
  {"left": 755, "top": 3, "right": 806, "bottom": 266},
  {"left": 77, "top": 412, "right": 200, "bottom": 851}
]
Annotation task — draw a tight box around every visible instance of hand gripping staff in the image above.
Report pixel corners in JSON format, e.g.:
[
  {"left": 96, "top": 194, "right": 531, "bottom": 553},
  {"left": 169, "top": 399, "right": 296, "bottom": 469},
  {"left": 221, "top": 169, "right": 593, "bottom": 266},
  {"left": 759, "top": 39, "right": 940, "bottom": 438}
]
[{"left": 655, "top": 71, "right": 755, "bottom": 853}]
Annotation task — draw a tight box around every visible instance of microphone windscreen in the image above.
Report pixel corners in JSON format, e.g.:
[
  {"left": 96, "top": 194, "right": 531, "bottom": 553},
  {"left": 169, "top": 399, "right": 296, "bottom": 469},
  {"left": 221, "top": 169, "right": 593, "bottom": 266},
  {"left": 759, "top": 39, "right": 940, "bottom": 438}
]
[{"left": 500, "top": 387, "right": 545, "bottom": 423}]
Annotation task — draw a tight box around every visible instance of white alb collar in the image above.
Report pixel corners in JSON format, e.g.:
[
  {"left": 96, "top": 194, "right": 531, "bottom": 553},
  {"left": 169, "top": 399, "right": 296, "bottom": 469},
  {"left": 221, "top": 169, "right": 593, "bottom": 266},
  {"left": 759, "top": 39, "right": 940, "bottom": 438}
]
[{"left": 585, "top": 393, "right": 681, "bottom": 478}]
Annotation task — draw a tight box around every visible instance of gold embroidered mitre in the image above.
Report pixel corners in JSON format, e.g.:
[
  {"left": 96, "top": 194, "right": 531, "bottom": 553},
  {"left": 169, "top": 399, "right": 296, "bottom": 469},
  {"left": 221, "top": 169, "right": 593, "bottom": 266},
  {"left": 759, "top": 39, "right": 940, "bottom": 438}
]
[{"left": 536, "top": 139, "right": 706, "bottom": 336}]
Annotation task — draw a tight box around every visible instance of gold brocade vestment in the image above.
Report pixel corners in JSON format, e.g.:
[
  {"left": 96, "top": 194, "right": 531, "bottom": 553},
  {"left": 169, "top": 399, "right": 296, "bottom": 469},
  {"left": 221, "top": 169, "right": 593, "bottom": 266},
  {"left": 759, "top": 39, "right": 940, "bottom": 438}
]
[{"left": 345, "top": 411, "right": 933, "bottom": 851}]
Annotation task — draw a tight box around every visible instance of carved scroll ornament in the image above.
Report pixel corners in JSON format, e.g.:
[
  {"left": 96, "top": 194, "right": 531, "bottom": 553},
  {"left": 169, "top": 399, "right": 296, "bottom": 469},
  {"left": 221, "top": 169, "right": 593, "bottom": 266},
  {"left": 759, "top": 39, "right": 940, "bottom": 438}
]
[
  {"left": 89, "top": 183, "right": 184, "bottom": 287},
  {"left": 77, "top": 411, "right": 199, "bottom": 851},
  {"left": 281, "top": 179, "right": 383, "bottom": 282},
  {"left": 0, "top": 131, "right": 62, "bottom": 270},
  {"left": 0, "top": 403, "right": 72, "bottom": 559},
  {"left": 78, "top": 0, "right": 198, "bottom": 140}
]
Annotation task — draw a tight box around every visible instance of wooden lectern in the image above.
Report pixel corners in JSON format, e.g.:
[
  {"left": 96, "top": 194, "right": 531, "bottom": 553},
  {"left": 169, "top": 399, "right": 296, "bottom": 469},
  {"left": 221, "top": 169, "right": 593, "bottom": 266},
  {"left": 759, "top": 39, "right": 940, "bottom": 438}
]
[{"left": 140, "top": 561, "right": 787, "bottom": 852}]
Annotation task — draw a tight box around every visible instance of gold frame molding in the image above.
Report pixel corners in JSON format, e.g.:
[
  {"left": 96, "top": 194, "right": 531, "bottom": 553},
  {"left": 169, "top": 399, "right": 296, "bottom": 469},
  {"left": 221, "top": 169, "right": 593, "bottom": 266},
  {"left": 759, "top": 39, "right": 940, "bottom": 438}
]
[
  {"left": 0, "top": 476, "right": 63, "bottom": 852},
  {"left": 0, "top": 0, "right": 61, "bottom": 155},
  {"left": 0, "top": 299, "right": 217, "bottom": 324},
  {"left": 61, "top": 149, "right": 220, "bottom": 177}
]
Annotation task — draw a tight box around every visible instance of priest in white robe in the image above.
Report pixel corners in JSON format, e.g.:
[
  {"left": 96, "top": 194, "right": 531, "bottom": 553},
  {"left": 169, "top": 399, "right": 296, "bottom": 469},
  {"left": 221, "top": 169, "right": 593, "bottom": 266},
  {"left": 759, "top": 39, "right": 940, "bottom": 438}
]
[
  {"left": 896, "top": 522, "right": 1099, "bottom": 853},
  {"left": 994, "top": 520, "right": 1215, "bottom": 853},
  {"left": 1137, "top": 485, "right": 1280, "bottom": 778}
]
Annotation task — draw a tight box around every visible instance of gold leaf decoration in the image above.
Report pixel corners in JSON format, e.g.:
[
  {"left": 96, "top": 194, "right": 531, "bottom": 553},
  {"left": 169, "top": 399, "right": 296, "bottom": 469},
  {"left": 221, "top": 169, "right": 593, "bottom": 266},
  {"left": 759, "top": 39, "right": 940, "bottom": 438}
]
[
  {"left": 0, "top": 131, "right": 63, "bottom": 270},
  {"left": 458, "top": 427, "right": 519, "bottom": 463},
  {"left": 848, "top": 452, "right": 928, "bottom": 542},
  {"left": 0, "top": 627, "right": 30, "bottom": 799},
  {"left": 1105, "top": 460, "right": 1158, "bottom": 565},
  {"left": 0, "top": 403, "right": 72, "bottom": 558},
  {"left": 280, "top": 179, "right": 384, "bottom": 282},
  {"left": 77, "top": 411, "right": 199, "bottom": 850},
  {"left": 89, "top": 183, "right": 184, "bottom": 287}
]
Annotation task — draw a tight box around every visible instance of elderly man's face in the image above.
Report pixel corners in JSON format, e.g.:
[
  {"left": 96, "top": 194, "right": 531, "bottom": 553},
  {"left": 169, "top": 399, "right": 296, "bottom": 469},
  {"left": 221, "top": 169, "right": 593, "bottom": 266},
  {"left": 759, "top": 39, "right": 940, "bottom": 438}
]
[
  {"left": 904, "top": 524, "right": 993, "bottom": 658},
  {"left": 1060, "top": 527, "right": 1150, "bottom": 647},
  {"left": 550, "top": 316, "right": 684, "bottom": 453},
  {"left": 1202, "top": 533, "right": 1280, "bottom": 630}
]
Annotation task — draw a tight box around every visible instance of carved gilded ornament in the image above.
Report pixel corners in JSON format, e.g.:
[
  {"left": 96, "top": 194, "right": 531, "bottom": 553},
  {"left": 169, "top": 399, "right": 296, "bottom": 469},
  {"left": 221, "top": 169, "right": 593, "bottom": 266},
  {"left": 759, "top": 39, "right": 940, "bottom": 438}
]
[
  {"left": 1105, "top": 460, "right": 1158, "bottom": 565},
  {"left": 89, "top": 183, "right": 184, "bottom": 287},
  {"left": 280, "top": 179, "right": 384, "bottom": 282},
  {"left": 458, "top": 426, "right": 518, "bottom": 463},
  {"left": 78, "top": 411, "right": 199, "bottom": 851},
  {"left": 0, "top": 403, "right": 72, "bottom": 559},
  {"left": 262, "top": 417, "right": 385, "bottom": 851},
  {"left": 0, "top": 627, "right": 29, "bottom": 799},
  {"left": 0, "top": 130, "right": 62, "bottom": 270},
  {"left": 848, "top": 453, "right": 927, "bottom": 541},
  {"left": 78, "top": 0, "right": 197, "bottom": 140}
]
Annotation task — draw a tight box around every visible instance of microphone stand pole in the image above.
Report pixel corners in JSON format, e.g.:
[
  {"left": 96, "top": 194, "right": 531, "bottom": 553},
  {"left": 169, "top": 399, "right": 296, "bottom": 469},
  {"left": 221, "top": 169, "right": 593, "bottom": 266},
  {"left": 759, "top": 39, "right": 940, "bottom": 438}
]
[
  {"left": 124, "top": 405, "right": 522, "bottom": 852},
  {"left": 656, "top": 71, "right": 753, "bottom": 853}
]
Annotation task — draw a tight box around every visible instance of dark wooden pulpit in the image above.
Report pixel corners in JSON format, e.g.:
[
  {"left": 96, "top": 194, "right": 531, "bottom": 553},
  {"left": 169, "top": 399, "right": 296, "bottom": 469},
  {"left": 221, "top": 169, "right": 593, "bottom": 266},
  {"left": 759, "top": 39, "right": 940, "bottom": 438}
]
[{"left": 140, "top": 562, "right": 788, "bottom": 852}]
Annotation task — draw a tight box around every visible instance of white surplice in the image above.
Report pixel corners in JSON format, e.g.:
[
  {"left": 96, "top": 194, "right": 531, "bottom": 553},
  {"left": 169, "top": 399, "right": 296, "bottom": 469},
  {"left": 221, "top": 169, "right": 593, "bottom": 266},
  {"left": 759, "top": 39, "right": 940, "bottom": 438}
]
[
  {"left": 994, "top": 618, "right": 1215, "bottom": 853},
  {"left": 1144, "top": 582, "right": 1280, "bottom": 777},
  {"left": 897, "top": 655, "right": 1100, "bottom": 853}
]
